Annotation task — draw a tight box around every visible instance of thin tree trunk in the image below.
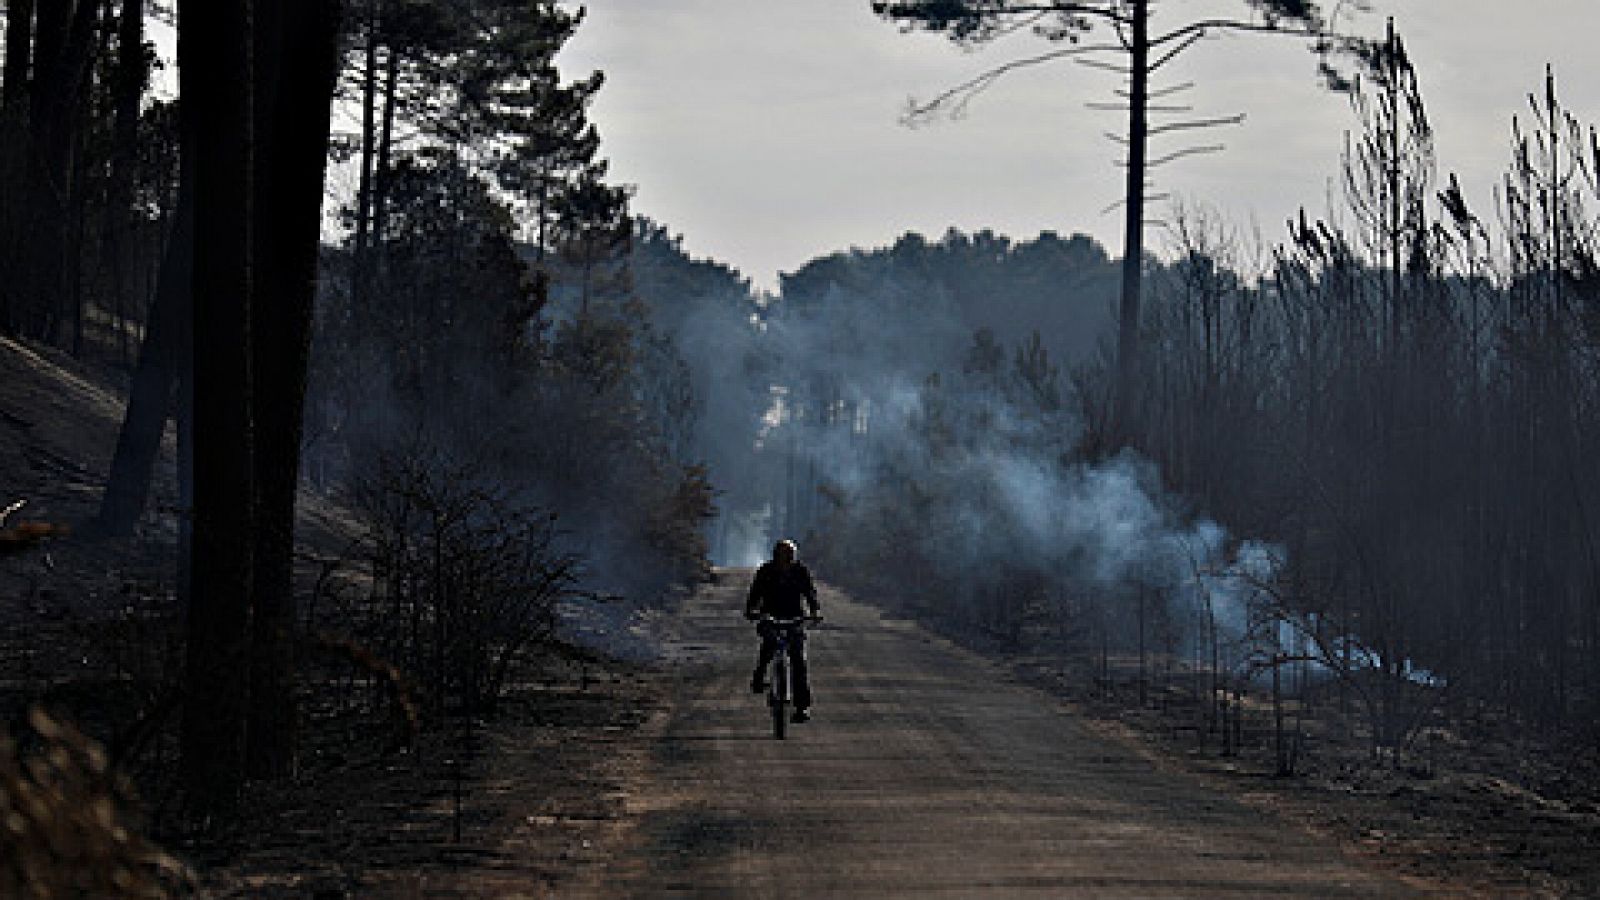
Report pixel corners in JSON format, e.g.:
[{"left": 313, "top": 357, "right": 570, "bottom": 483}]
[
  {"left": 370, "top": 41, "right": 399, "bottom": 258},
  {"left": 68, "top": 49, "right": 99, "bottom": 361},
  {"left": 1273, "top": 654, "right": 1288, "bottom": 775},
  {"left": 20, "top": 0, "right": 70, "bottom": 340},
  {"left": 178, "top": 0, "right": 254, "bottom": 815},
  {"left": 106, "top": 0, "right": 146, "bottom": 366},
  {"left": 351, "top": 0, "right": 379, "bottom": 306},
  {"left": 25, "top": 0, "right": 99, "bottom": 345},
  {"left": 1, "top": 0, "right": 35, "bottom": 111},
  {"left": 101, "top": 188, "right": 192, "bottom": 532},
  {"left": 29, "top": 0, "right": 68, "bottom": 100},
  {"left": 176, "top": 294, "right": 194, "bottom": 640},
  {"left": 1113, "top": 0, "right": 1149, "bottom": 444},
  {"left": 69, "top": 141, "right": 87, "bottom": 357},
  {"left": 96, "top": 29, "right": 193, "bottom": 537},
  {"left": 0, "top": 0, "right": 36, "bottom": 335}
]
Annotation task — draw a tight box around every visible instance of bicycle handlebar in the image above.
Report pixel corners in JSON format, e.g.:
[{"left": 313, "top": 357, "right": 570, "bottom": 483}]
[{"left": 754, "top": 614, "right": 822, "bottom": 626}]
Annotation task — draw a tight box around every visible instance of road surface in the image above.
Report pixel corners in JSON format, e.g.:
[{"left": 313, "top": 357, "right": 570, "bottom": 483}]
[{"left": 604, "top": 571, "right": 1417, "bottom": 897}]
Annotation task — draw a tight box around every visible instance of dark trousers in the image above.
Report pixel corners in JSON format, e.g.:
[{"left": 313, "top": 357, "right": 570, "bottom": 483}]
[{"left": 753, "top": 622, "right": 811, "bottom": 709}]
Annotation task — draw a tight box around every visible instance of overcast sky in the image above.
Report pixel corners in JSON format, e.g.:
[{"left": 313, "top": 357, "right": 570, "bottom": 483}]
[{"left": 556, "top": 0, "right": 1600, "bottom": 292}]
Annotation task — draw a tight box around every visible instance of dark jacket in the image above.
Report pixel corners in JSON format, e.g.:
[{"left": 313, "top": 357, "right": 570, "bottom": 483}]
[{"left": 746, "top": 561, "right": 818, "bottom": 620}]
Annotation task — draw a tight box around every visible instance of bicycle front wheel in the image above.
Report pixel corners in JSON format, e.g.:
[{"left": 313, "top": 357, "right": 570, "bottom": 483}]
[{"left": 770, "top": 656, "right": 787, "bottom": 740}]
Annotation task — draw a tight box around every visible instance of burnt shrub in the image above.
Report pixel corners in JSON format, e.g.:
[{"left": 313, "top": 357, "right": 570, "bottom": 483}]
[{"left": 340, "top": 451, "right": 580, "bottom": 716}]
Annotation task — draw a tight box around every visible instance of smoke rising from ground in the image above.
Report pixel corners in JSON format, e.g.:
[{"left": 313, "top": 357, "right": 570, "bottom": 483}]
[{"left": 647, "top": 227, "right": 1281, "bottom": 657}]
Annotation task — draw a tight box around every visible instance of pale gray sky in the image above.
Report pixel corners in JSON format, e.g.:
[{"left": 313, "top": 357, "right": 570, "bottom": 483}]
[{"left": 556, "top": 0, "right": 1600, "bottom": 292}]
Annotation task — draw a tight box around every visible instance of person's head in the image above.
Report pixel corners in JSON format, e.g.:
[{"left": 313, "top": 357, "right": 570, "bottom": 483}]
[{"left": 773, "top": 539, "right": 797, "bottom": 567}]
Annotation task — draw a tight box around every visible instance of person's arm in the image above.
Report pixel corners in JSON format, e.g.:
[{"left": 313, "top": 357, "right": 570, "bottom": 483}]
[
  {"left": 745, "top": 567, "right": 765, "bottom": 618},
  {"left": 802, "top": 567, "right": 820, "bottom": 618}
]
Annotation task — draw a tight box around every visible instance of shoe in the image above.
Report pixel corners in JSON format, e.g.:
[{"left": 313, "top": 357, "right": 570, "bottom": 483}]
[{"left": 791, "top": 708, "right": 810, "bottom": 723}]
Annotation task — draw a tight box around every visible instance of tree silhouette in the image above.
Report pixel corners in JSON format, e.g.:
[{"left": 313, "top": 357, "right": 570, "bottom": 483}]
[
  {"left": 177, "top": 0, "right": 255, "bottom": 814},
  {"left": 173, "top": 0, "right": 345, "bottom": 810},
  {"left": 873, "top": 0, "right": 1366, "bottom": 440},
  {"left": 247, "top": 0, "right": 346, "bottom": 781}
]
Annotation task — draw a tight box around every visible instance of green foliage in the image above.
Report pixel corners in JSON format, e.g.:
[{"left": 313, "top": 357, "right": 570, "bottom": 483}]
[
  {"left": 312, "top": 176, "right": 712, "bottom": 606},
  {"left": 307, "top": 0, "right": 710, "bottom": 601},
  {"left": 343, "top": 0, "right": 621, "bottom": 251},
  {"left": 781, "top": 228, "right": 1119, "bottom": 368},
  {"left": 627, "top": 220, "right": 773, "bottom": 565}
]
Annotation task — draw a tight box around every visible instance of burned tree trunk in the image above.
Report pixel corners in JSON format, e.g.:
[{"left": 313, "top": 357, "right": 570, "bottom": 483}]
[
  {"left": 95, "top": 176, "right": 194, "bottom": 536},
  {"left": 246, "top": 0, "right": 343, "bottom": 781},
  {"left": 351, "top": 0, "right": 380, "bottom": 307},
  {"left": 178, "top": 0, "right": 255, "bottom": 815},
  {"left": 0, "top": 0, "right": 35, "bottom": 335},
  {"left": 105, "top": 0, "right": 147, "bottom": 364},
  {"left": 1113, "top": 0, "right": 1149, "bottom": 443}
]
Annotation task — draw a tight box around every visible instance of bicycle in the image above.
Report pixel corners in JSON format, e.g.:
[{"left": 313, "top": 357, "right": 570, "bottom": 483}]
[{"left": 757, "top": 614, "right": 820, "bottom": 740}]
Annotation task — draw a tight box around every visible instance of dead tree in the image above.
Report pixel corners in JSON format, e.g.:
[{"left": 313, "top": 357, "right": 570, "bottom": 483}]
[{"left": 873, "top": 0, "right": 1365, "bottom": 441}]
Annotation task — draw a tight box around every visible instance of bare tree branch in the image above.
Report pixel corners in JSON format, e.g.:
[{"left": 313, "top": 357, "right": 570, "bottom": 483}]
[
  {"left": 1148, "top": 113, "right": 1246, "bottom": 137},
  {"left": 1150, "top": 19, "right": 1323, "bottom": 49},
  {"left": 903, "top": 43, "right": 1124, "bottom": 122}
]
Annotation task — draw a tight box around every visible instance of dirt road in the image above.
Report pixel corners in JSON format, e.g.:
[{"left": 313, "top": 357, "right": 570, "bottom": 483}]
[{"left": 601, "top": 571, "right": 1420, "bottom": 897}]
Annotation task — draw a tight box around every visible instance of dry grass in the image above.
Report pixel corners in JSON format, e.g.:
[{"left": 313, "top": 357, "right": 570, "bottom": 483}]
[{"left": 1, "top": 708, "right": 193, "bottom": 898}]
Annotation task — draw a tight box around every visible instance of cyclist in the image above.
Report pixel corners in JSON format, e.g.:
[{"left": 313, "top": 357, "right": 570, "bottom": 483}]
[{"left": 745, "top": 539, "right": 821, "bottom": 722}]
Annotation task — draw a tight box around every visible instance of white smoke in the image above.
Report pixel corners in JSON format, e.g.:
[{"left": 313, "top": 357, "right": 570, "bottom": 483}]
[
  {"left": 764, "top": 286, "right": 1280, "bottom": 651},
  {"left": 649, "top": 227, "right": 1294, "bottom": 665}
]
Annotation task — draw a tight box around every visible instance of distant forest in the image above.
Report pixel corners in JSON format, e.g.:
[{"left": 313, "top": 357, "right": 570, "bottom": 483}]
[{"left": 3, "top": 0, "right": 1600, "bottom": 884}]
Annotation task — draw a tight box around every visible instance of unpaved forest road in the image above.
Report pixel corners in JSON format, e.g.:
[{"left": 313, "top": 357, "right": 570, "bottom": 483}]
[{"left": 600, "top": 571, "right": 1421, "bottom": 897}]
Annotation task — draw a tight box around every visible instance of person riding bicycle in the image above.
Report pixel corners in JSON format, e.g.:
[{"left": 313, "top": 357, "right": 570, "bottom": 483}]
[{"left": 745, "top": 539, "right": 821, "bottom": 722}]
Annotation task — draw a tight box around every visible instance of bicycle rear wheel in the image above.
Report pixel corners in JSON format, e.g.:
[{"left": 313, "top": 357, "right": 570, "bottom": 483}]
[{"left": 770, "top": 655, "right": 787, "bottom": 740}]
